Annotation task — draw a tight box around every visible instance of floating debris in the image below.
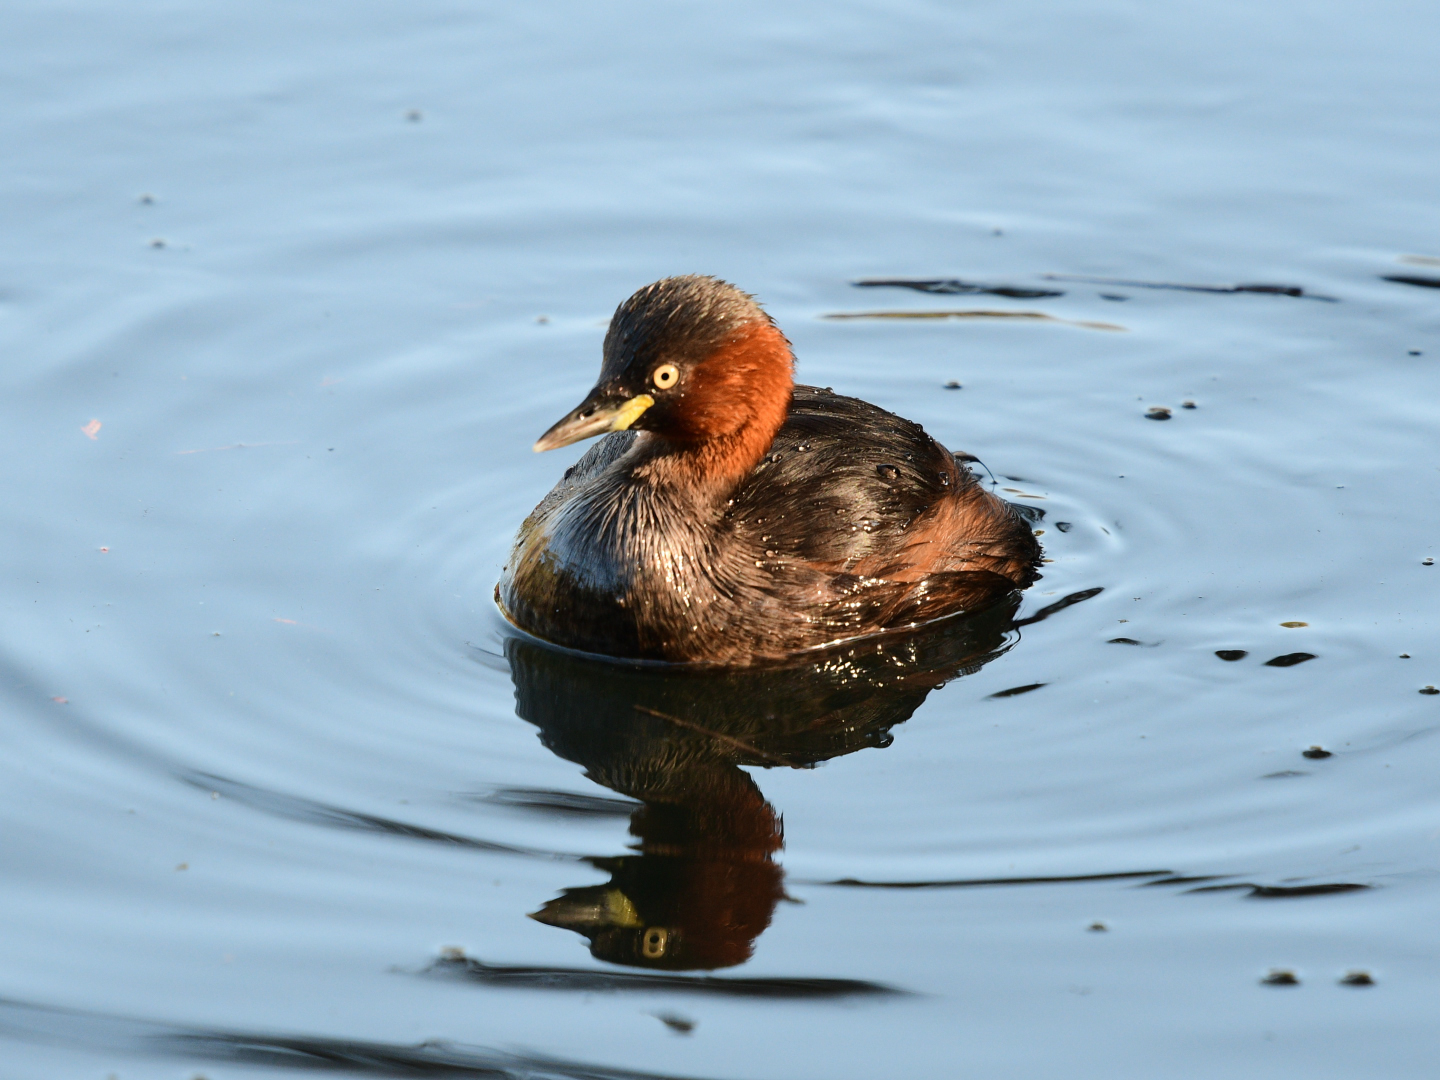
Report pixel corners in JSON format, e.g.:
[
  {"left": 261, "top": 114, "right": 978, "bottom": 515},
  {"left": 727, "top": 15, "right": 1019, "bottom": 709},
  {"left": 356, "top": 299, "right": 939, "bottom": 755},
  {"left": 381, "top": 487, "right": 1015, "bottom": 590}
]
[
  {"left": 989, "top": 682, "right": 1046, "bottom": 698},
  {"left": 1302, "top": 746, "right": 1333, "bottom": 759},
  {"left": 1181, "top": 400, "right": 1197, "bottom": 409},
  {"left": 1011, "top": 587, "right": 1104, "bottom": 628},
  {"left": 943, "top": 380, "right": 962, "bottom": 389},
  {"left": 1215, "top": 650, "right": 1248, "bottom": 661},
  {"left": 1247, "top": 883, "right": 1368, "bottom": 898},
  {"left": 1266, "top": 652, "right": 1316, "bottom": 667},
  {"left": 827, "top": 869, "right": 1170, "bottom": 890},
  {"left": 1261, "top": 969, "right": 1300, "bottom": 986},
  {"left": 1279, "top": 621, "right": 1309, "bottom": 628},
  {"left": 1339, "top": 970, "right": 1375, "bottom": 987},
  {"left": 1421, "top": 686, "right": 1440, "bottom": 695},
  {"left": 1088, "top": 922, "right": 1108, "bottom": 932},
  {"left": 823, "top": 310, "right": 1127, "bottom": 332},
  {"left": 1382, "top": 274, "right": 1440, "bottom": 290},
  {"left": 429, "top": 951, "right": 905, "bottom": 998},
  {"left": 1145, "top": 406, "right": 1172, "bottom": 420},
  {"left": 1108, "top": 637, "right": 1143, "bottom": 645},
  {"left": 854, "top": 278, "right": 1063, "bottom": 298},
  {"left": 1423, "top": 558, "right": 1434, "bottom": 566},
  {"left": 654, "top": 1012, "right": 696, "bottom": 1034},
  {"left": 1042, "top": 273, "right": 1336, "bottom": 301},
  {"left": 81, "top": 419, "right": 102, "bottom": 440},
  {"left": 1054, "top": 521, "right": 1072, "bottom": 532},
  {"left": 1186, "top": 881, "right": 1367, "bottom": 898}
]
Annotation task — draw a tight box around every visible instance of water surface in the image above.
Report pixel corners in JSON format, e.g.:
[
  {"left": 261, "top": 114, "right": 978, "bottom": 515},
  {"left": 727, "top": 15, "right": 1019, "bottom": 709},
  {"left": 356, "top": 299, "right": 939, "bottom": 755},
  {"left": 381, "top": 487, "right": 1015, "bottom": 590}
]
[{"left": 3, "top": 1, "right": 1439, "bottom": 1076}]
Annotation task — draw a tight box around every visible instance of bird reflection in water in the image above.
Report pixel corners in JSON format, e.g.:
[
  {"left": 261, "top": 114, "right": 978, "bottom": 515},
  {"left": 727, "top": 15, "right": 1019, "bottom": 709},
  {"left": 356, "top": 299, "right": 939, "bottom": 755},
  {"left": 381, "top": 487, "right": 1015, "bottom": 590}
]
[{"left": 506, "top": 590, "right": 1076, "bottom": 972}]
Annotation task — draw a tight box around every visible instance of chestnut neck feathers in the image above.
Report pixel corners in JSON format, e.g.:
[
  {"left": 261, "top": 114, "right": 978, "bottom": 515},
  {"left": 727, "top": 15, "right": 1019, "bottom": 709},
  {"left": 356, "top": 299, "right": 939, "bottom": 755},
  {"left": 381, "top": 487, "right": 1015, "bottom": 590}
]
[{"left": 608, "top": 277, "right": 794, "bottom": 491}]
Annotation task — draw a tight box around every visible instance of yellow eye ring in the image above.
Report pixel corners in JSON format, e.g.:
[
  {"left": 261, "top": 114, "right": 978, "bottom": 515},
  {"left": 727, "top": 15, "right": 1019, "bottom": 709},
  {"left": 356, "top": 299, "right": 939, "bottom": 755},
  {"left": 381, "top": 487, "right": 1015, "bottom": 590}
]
[{"left": 652, "top": 364, "right": 679, "bottom": 390}]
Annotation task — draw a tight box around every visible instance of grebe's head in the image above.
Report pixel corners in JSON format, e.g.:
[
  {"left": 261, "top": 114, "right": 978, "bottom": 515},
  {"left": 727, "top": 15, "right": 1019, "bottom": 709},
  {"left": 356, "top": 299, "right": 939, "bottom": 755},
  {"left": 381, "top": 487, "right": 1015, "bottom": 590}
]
[{"left": 533, "top": 275, "right": 794, "bottom": 459}]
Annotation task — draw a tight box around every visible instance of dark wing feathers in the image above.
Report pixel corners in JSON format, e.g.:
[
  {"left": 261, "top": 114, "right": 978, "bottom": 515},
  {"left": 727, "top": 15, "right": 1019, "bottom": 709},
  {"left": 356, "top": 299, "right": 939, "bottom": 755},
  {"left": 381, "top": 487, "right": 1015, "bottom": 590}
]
[{"left": 726, "top": 386, "right": 962, "bottom": 567}]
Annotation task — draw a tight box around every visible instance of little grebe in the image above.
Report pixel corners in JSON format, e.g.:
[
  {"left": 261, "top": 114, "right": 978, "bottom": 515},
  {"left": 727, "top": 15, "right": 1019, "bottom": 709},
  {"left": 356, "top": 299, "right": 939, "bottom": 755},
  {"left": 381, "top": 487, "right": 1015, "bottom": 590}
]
[{"left": 497, "top": 275, "right": 1042, "bottom": 663}]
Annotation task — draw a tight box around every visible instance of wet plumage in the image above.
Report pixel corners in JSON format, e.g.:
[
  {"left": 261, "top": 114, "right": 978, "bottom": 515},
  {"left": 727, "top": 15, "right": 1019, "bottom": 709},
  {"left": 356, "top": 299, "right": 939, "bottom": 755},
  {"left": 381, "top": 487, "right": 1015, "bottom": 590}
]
[{"left": 497, "top": 275, "right": 1042, "bottom": 664}]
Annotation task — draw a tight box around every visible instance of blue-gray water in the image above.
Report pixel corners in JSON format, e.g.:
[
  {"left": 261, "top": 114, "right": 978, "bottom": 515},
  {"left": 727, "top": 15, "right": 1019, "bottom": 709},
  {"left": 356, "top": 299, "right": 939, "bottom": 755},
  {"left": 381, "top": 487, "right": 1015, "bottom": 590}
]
[{"left": 3, "top": 1, "right": 1438, "bottom": 1076}]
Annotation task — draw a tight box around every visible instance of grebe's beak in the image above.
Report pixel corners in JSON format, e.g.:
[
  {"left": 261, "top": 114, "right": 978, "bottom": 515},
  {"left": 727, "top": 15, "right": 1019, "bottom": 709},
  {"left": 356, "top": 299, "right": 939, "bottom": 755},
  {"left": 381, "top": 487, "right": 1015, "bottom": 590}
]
[
  {"left": 528, "top": 886, "right": 644, "bottom": 930},
  {"left": 532, "top": 391, "right": 654, "bottom": 452}
]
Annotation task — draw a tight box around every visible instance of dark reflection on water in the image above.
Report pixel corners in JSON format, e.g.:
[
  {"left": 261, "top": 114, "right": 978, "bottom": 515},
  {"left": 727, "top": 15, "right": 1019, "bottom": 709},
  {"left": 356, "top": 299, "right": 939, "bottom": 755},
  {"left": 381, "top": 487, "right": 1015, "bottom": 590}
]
[
  {"left": 179, "top": 771, "right": 579, "bottom": 860},
  {"left": 424, "top": 954, "right": 905, "bottom": 1000},
  {"left": 0, "top": 997, "right": 707, "bottom": 1080},
  {"left": 505, "top": 596, "right": 1032, "bottom": 971}
]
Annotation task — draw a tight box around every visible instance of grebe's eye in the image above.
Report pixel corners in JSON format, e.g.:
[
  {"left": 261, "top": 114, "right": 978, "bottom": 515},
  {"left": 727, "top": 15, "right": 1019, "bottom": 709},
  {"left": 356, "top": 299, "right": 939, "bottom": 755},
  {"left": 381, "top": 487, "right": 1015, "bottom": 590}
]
[
  {"left": 652, "top": 364, "right": 679, "bottom": 390},
  {"left": 641, "top": 927, "right": 669, "bottom": 958}
]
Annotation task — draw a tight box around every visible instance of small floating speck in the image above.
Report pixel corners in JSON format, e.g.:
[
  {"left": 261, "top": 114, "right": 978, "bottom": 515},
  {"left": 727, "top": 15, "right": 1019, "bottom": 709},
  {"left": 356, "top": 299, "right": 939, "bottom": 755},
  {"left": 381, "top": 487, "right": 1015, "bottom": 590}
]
[
  {"left": 654, "top": 1012, "right": 696, "bottom": 1034},
  {"left": 943, "top": 380, "right": 962, "bottom": 389},
  {"left": 1339, "top": 970, "right": 1375, "bottom": 987},
  {"left": 1423, "top": 558, "right": 1434, "bottom": 566},
  {"left": 1399, "top": 653, "right": 1410, "bottom": 658},
  {"left": 405, "top": 108, "right": 423, "bottom": 122},
  {"left": 990, "top": 683, "right": 1046, "bottom": 698},
  {"left": 1181, "top": 400, "right": 1197, "bottom": 409},
  {"left": 138, "top": 193, "right": 155, "bottom": 204},
  {"left": 1055, "top": 521, "right": 1072, "bottom": 532},
  {"left": 1261, "top": 969, "right": 1300, "bottom": 986},
  {"left": 1409, "top": 350, "right": 1423, "bottom": 356},
  {"left": 150, "top": 238, "right": 166, "bottom": 248},
  {"left": 1302, "top": 746, "right": 1333, "bottom": 759},
  {"left": 1421, "top": 686, "right": 1440, "bottom": 695},
  {"left": 1279, "top": 621, "right": 1308, "bottom": 628},
  {"left": 1145, "top": 406, "right": 1171, "bottom": 420},
  {"left": 1087, "top": 921, "right": 1108, "bottom": 932},
  {"left": 1108, "top": 637, "right": 1143, "bottom": 645},
  {"left": 1215, "top": 650, "right": 1248, "bottom": 661},
  {"left": 1266, "top": 652, "right": 1316, "bottom": 667}
]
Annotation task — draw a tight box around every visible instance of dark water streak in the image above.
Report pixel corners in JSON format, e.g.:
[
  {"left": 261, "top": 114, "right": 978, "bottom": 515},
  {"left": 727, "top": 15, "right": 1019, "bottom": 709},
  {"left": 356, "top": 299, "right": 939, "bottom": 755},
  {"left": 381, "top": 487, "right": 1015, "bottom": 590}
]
[{"left": 0, "top": 998, "right": 715, "bottom": 1080}]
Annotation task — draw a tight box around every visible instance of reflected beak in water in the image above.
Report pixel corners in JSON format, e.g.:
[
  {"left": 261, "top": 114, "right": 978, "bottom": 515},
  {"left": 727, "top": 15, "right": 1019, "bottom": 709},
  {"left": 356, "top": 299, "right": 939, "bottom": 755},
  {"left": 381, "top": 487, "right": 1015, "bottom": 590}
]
[
  {"left": 529, "top": 887, "right": 644, "bottom": 930},
  {"left": 533, "top": 391, "right": 655, "bottom": 453}
]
